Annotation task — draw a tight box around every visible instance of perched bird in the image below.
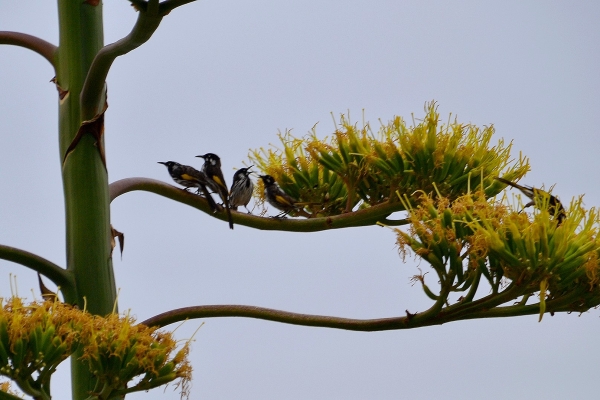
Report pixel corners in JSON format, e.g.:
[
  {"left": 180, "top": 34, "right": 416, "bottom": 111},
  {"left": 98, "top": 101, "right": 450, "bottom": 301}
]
[
  {"left": 196, "top": 153, "right": 234, "bottom": 229},
  {"left": 495, "top": 177, "right": 566, "bottom": 225},
  {"left": 158, "top": 161, "right": 217, "bottom": 212},
  {"left": 259, "top": 174, "right": 300, "bottom": 217},
  {"left": 230, "top": 166, "right": 254, "bottom": 213}
]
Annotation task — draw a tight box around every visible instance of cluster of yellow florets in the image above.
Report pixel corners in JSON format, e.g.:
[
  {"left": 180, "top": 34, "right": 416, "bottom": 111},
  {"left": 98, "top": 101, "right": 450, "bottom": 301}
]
[
  {"left": 250, "top": 102, "right": 529, "bottom": 217},
  {"left": 394, "top": 190, "right": 600, "bottom": 320},
  {"left": 0, "top": 298, "right": 191, "bottom": 399}
]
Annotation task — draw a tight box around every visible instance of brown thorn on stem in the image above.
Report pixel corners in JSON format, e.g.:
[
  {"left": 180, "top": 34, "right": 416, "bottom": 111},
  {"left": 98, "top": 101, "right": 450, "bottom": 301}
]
[
  {"left": 62, "top": 101, "right": 109, "bottom": 169},
  {"left": 50, "top": 77, "right": 68, "bottom": 100},
  {"left": 110, "top": 225, "right": 125, "bottom": 260},
  {"left": 38, "top": 273, "right": 58, "bottom": 301}
]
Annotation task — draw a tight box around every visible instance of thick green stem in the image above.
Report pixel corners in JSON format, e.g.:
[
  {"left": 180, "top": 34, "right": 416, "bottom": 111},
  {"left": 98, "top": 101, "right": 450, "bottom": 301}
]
[
  {"left": 58, "top": 0, "right": 114, "bottom": 315},
  {"left": 57, "top": 1, "right": 115, "bottom": 399}
]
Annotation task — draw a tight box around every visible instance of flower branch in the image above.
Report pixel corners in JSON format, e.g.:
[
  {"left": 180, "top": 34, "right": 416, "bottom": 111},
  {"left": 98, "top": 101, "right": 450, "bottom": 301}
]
[
  {"left": 0, "top": 31, "right": 57, "bottom": 71},
  {"left": 109, "top": 177, "right": 409, "bottom": 232},
  {"left": 80, "top": 0, "right": 195, "bottom": 118},
  {"left": 0, "top": 244, "right": 74, "bottom": 295},
  {"left": 140, "top": 292, "right": 576, "bottom": 332}
]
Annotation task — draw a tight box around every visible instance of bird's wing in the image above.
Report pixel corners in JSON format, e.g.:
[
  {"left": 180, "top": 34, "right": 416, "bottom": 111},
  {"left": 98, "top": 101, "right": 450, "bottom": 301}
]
[{"left": 275, "top": 195, "right": 295, "bottom": 207}]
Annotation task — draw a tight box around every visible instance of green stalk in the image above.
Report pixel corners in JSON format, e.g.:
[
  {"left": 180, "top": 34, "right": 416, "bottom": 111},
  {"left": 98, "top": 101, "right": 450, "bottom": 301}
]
[{"left": 56, "top": 1, "right": 116, "bottom": 399}]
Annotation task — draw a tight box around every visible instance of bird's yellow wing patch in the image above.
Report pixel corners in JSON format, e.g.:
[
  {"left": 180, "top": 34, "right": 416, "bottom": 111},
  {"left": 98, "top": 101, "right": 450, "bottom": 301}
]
[
  {"left": 180, "top": 174, "right": 196, "bottom": 181},
  {"left": 213, "top": 176, "right": 226, "bottom": 188},
  {"left": 275, "top": 195, "right": 294, "bottom": 206}
]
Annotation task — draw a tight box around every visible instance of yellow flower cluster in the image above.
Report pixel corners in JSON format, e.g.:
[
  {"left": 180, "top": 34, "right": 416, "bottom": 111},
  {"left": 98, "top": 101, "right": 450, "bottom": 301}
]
[
  {"left": 480, "top": 197, "right": 600, "bottom": 318},
  {"left": 250, "top": 102, "right": 529, "bottom": 217},
  {"left": 395, "top": 191, "right": 600, "bottom": 320},
  {"left": 0, "top": 298, "right": 191, "bottom": 399}
]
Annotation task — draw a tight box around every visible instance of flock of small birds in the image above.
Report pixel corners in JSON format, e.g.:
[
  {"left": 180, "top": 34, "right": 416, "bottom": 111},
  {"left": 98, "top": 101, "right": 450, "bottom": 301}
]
[
  {"left": 159, "top": 153, "right": 300, "bottom": 230},
  {"left": 159, "top": 155, "right": 567, "bottom": 230}
]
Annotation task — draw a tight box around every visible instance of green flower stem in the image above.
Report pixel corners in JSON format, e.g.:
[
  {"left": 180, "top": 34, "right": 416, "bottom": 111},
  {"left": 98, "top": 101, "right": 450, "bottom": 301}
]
[
  {"left": 56, "top": 1, "right": 115, "bottom": 398},
  {"left": 81, "top": 0, "right": 196, "bottom": 118},
  {"left": 139, "top": 302, "right": 523, "bottom": 332},
  {"left": 408, "top": 270, "right": 455, "bottom": 325},
  {"left": 142, "top": 304, "right": 413, "bottom": 331},
  {"left": 0, "top": 390, "right": 24, "bottom": 400},
  {"left": 81, "top": 0, "right": 163, "bottom": 119},
  {"left": 461, "top": 269, "right": 482, "bottom": 303},
  {"left": 109, "top": 177, "right": 409, "bottom": 231},
  {"left": 130, "top": 0, "right": 197, "bottom": 14},
  {"left": 13, "top": 378, "right": 45, "bottom": 400},
  {"left": 0, "top": 31, "right": 57, "bottom": 70},
  {"left": 461, "top": 291, "right": 585, "bottom": 320},
  {"left": 57, "top": 0, "right": 114, "bottom": 315},
  {"left": 142, "top": 287, "right": 579, "bottom": 332},
  {"left": 439, "top": 283, "right": 524, "bottom": 319},
  {"left": 0, "top": 244, "right": 75, "bottom": 299}
]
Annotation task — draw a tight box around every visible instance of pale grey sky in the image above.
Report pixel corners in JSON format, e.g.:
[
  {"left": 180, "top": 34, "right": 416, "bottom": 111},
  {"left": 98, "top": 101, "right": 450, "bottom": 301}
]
[{"left": 1, "top": 1, "right": 600, "bottom": 399}]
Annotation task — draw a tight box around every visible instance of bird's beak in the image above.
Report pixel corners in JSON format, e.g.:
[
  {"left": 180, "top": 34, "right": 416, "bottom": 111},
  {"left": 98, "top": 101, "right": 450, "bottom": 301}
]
[
  {"left": 157, "top": 161, "right": 167, "bottom": 165},
  {"left": 195, "top": 155, "right": 205, "bottom": 159}
]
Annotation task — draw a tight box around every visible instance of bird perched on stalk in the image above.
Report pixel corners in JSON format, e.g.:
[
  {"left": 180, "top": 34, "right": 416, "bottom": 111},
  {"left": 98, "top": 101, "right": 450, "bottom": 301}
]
[
  {"left": 230, "top": 166, "right": 254, "bottom": 213},
  {"left": 495, "top": 177, "right": 566, "bottom": 225},
  {"left": 158, "top": 161, "right": 218, "bottom": 212},
  {"left": 259, "top": 174, "right": 310, "bottom": 217},
  {"left": 196, "top": 153, "right": 234, "bottom": 229}
]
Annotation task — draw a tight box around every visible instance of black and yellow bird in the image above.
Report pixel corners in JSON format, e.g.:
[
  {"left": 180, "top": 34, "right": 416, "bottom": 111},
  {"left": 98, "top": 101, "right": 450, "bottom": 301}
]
[
  {"left": 196, "top": 153, "right": 234, "bottom": 229},
  {"left": 259, "top": 174, "right": 301, "bottom": 217},
  {"left": 496, "top": 177, "right": 566, "bottom": 225},
  {"left": 230, "top": 166, "right": 254, "bottom": 213},
  {"left": 158, "top": 161, "right": 218, "bottom": 212}
]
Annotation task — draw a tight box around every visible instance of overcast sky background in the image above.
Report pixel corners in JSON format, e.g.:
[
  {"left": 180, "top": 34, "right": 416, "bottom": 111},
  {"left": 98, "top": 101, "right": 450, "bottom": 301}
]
[{"left": 1, "top": 1, "right": 600, "bottom": 399}]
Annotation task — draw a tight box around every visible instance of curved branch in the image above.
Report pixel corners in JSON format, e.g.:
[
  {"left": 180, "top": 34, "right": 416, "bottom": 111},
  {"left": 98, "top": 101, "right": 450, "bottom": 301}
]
[
  {"left": 81, "top": 0, "right": 196, "bottom": 117},
  {"left": 131, "top": 0, "right": 196, "bottom": 14},
  {"left": 109, "top": 177, "right": 409, "bottom": 232},
  {"left": 0, "top": 31, "right": 57, "bottom": 70},
  {"left": 142, "top": 304, "right": 414, "bottom": 331},
  {"left": 0, "top": 244, "right": 74, "bottom": 291},
  {"left": 0, "top": 388, "right": 24, "bottom": 400},
  {"left": 438, "top": 282, "right": 524, "bottom": 319},
  {"left": 160, "top": 0, "right": 197, "bottom": 13},
  {"left": 142, "top": 290, "right": 584, "bottom": 331}
]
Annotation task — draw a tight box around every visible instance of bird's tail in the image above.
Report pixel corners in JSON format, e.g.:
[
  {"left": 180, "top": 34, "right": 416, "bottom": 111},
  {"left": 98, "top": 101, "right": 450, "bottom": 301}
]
[
  {"left": 198, "top": 184, "right": 219, "bottom": 213},
  {"left": 224, "top": 197, "right": 234, "bottom": 230},
  {"left": 495, "top": 177, "right": 531, "bottom": 195}
]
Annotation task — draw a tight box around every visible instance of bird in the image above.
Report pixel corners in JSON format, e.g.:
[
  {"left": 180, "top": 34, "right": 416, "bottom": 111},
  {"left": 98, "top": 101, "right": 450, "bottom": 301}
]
[
  {"left": 158, "top": 161, "right": 218, "bottom": 212},
  {"left": 495, "top": 177, "right": 566, "bottom": 225},
  {"left": 230, "top": 166, "right": 254, "bottom": 213},
  {"left": 196, "top": 153, "right": 234, "bottom": 229},
  {"left": 259, "top": 174, "right": 300, "bottom": 217}
]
